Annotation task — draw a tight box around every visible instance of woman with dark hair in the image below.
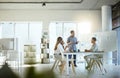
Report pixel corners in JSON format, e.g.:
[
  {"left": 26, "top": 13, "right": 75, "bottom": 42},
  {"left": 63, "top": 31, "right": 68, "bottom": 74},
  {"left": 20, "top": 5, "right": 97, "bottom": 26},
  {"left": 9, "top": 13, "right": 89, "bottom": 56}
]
[
  {"left": 54, "top": 37, "right": 64, "bottom": 51},
  {"left": 54, "top": 37, "right": 67, "bottom": 74}
]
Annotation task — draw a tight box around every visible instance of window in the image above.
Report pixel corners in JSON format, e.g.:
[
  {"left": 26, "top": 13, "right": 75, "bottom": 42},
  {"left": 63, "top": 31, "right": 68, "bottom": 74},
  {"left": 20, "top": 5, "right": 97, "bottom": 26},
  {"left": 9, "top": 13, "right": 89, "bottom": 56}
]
[
  {"left": 63, "top": 23, "right": 77, "bottom": 42},
  {"left": 78, "top": 21, "right": 91, "bottom": 34},
  {"left": 1, "top": 23, "right": 14, "bottom": 38},
  {"left": 49, "top": 22, "right": 92, "bottom": 56}
]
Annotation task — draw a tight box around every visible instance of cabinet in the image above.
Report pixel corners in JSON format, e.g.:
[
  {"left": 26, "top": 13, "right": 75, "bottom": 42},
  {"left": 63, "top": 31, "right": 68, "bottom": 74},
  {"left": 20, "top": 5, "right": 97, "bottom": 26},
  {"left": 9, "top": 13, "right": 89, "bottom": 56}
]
[
  {"left": 112, "top": 2, "right": 120, "bottom": 29},
  {"left": 40, "top": 32, "right": 50, "bottom": 64},
  {"left": 24, "top": 45, "right": 36, "bottom": 64}
]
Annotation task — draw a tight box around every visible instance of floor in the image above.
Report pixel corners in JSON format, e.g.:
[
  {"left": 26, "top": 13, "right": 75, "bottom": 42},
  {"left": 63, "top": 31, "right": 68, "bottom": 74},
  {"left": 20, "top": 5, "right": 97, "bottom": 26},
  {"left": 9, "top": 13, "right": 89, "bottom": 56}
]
[{"left": 15, "top": 62, "right": 120, "bottom": 78}]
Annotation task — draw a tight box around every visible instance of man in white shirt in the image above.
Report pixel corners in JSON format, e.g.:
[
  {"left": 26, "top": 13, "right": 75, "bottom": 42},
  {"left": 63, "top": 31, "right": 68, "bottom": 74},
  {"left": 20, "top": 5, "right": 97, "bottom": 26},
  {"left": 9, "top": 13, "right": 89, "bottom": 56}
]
[{"left": 84, "top": 37, "right": 98, "bottom": 69}]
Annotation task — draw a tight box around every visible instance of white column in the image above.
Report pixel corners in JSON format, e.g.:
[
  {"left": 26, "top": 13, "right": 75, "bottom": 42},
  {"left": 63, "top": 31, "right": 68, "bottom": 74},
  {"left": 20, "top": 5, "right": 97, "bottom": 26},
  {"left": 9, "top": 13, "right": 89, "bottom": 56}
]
[
  {"left": 102, "top": 5, "right": 112, "bottom": 31},
  {"left": 102, "top": 5, "right": 112, "bottom": 65}
]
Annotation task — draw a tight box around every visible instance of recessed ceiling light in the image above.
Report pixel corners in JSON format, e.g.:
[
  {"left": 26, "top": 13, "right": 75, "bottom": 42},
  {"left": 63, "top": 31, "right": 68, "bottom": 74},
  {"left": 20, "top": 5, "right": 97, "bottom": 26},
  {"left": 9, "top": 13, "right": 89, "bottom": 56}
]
[{"left": 42, "top": 2, "right": 46, "bottom": 7}]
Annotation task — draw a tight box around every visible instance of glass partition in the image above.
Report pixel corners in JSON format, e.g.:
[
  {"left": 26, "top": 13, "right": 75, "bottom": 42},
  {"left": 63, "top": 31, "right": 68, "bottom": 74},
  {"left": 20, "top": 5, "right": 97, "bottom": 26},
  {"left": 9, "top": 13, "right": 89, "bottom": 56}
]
[{"left": 79, "top": 31, "right": 117, "bottom": 52}]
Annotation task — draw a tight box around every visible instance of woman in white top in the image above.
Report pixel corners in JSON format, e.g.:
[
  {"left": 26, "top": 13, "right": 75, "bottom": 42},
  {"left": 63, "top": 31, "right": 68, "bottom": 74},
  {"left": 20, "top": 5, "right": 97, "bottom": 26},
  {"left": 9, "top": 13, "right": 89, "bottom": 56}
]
[{"left": 54, "top": 37, "right": 67, "bottom": 73}]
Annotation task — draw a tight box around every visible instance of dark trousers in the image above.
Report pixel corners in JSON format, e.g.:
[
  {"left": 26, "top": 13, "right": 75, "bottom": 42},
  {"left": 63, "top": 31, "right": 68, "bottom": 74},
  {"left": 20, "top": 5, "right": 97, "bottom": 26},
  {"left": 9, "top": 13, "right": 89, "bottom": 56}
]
[
  {"left": 69, "top": 55, "right": 76, "bottom": 65},
  {"left": 69, "top": 50, "right": 77, "bottom": 65}
]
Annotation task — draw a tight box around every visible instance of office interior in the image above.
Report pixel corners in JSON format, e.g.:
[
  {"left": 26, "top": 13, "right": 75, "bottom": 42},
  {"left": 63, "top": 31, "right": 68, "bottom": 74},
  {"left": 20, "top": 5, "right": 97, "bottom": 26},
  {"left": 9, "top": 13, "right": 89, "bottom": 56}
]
[{"left": 0, "top": 0, "right": 120, "bottom": 78}]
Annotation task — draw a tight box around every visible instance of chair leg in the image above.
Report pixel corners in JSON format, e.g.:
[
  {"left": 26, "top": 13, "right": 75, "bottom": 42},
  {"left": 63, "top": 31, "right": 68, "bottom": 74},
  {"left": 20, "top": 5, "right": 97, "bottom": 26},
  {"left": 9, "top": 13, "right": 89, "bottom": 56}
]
[
  {"left": 88, "top": 59, "right": 95, "bottom": 71},
  {"left": 92, "top": 60, "right": 99, "bottom": 72},
  {"left": 55, "top": 60, "right": 60, "bottom": 69},
  {"left": 59, "top": 62, "right": 66, "bottom": 74},
  {"left": 52, "top": 59, "right": 66, "bottom": 74},
  {"left": 71, "top": 60, "right": 76, "bottom": 74},
  {"left": 98, "top": 60, "right": 107, "bottom": 73},
  {"left": 84, "top": 56, "right": 89, "bottom": 67},
  {"left": 51, "top": 60, "right": 58, "bottom": 70},
  {"left": 87, "top": 59, "right": 92, "bottom": 67},
  {"left": 96, "top": 60, "right": 103, "bottom": 73}
]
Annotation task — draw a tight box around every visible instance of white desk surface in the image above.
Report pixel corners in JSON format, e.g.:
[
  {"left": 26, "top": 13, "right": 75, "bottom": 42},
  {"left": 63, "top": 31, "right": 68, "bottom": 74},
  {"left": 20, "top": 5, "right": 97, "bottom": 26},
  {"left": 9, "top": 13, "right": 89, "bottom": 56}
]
[{"left": 63, "top": 51, "right": 104, "bottom": 55}]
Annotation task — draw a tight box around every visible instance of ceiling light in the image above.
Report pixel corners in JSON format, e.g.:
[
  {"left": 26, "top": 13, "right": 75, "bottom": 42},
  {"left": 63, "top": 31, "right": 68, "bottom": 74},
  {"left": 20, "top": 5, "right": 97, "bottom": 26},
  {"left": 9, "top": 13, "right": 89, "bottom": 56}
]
[{"left": 42, "top": 2, "right": 46, "bottom": 6}]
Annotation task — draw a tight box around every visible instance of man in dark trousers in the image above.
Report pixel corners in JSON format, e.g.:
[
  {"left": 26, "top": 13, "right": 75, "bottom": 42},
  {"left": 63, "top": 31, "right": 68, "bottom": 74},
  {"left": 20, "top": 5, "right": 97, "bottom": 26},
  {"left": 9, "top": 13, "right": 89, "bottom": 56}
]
[{"left": 67, "top": 30, "right": 79, "bottom": 67}]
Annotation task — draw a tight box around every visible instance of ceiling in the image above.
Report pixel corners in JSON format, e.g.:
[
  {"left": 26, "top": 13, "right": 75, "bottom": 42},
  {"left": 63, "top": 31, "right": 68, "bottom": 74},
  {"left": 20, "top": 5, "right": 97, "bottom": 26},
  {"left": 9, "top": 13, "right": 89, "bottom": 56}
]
[{"left": 0, "top": 0, "right": 119, "bottom": 10}]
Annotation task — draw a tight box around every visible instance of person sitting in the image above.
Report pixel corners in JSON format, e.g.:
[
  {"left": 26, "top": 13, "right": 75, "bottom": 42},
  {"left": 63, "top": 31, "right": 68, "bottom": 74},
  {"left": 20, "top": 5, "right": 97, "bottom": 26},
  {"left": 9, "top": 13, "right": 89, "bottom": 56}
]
[
  {"left": 54, "top": 37, "right": 67, "bottom": 73},
  {"left": 84, "top": 37, "right": 98, "bottom": 69}
]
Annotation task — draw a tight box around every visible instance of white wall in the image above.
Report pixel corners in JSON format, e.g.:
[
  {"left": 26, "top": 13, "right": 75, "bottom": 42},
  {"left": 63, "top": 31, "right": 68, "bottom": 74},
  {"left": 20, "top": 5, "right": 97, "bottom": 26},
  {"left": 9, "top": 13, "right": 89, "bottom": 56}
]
[
  {"left": 0, "top": 26, "right": 2, "bottom": 38},
  {"left": 0, "top": 10, "right": 102, "bottom": 32}
]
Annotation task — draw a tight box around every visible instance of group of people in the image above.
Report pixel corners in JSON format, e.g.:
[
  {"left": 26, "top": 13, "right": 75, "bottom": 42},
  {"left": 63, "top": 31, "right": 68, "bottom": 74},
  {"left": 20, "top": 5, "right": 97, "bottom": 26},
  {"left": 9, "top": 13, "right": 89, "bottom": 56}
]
[{"left": 54, "top": 30, "right": 98, "bottom": 73}]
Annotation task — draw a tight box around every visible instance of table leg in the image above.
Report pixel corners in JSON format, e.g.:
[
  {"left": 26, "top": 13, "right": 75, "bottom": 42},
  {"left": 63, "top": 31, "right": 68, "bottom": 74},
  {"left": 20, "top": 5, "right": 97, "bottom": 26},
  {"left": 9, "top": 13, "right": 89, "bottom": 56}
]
[{"left": 66, "top": 54, "right": 69, "bottom": 75}]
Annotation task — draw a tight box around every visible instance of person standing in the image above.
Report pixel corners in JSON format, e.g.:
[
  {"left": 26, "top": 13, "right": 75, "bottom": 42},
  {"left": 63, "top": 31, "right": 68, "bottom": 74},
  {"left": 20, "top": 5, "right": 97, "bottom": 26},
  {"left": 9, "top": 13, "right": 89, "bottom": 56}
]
[{"left": 67, "top": 30, "right": 79, "bottom": 67}]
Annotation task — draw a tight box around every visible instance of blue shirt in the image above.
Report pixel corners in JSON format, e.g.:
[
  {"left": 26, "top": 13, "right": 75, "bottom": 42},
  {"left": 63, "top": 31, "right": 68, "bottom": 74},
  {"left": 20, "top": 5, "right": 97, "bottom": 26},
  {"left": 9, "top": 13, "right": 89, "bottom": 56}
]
[{"left": 67, "top": 36, "right": 77, "bottom": 52}]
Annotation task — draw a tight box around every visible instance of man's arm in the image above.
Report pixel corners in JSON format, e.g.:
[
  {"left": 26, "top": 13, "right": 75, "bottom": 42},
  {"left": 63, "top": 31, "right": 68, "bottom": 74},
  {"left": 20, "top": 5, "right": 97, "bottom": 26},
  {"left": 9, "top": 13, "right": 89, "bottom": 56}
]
[
  {"left": 67, "top": 37, "right": 70, "bottom": 43},
  {"left": 67, "top": 37, "right": 72, "bottom": 45},
  {"left": 85, "top": 49, "right": 92, "bottom": 52},
  {"left": 76, "top": 37, "right": 79, "bottom": 44},
  {"left": 85, "top": 45, "right": 98, "bottom": 52}
]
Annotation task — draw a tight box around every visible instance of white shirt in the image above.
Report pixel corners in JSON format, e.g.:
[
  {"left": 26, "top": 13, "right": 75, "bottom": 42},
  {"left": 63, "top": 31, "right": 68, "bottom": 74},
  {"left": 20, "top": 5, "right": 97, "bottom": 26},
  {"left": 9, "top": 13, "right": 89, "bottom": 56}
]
[
  {"left": 54, "top": 43, "right": 65, "bottom": 59},
  {"left": 55, "top": 43, "right": 64, "bottom": 53},
  {"left": 90, "top": 43, "right": 98, "bottom": 52},
  {"left": 87, "top": 44, "right": 101, "bottom": 58}
]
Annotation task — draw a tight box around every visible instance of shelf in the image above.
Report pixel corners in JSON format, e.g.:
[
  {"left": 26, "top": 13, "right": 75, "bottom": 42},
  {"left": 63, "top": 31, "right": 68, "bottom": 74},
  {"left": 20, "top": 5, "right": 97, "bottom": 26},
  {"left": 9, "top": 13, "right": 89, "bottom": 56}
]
[
  {"left": 24, "top": 45, "right": 36, "bottom": 64},
  {"left": 112, "top": 15, "right": 120, "bottom": 20},
  {"left": 112, "top": 4, "right": 120, "bottom": 29},
  {"left": 24, "top": 51, "right": 36, "bottom": 52},
  {"left": 24, "top": 45, "right": 36, "bottom": 46},
  {"left": 40, "top": 33, "right": 50, "bottom": 64},
  {"left": 112, "top": 26, "right": 120, "bottom": 30}
]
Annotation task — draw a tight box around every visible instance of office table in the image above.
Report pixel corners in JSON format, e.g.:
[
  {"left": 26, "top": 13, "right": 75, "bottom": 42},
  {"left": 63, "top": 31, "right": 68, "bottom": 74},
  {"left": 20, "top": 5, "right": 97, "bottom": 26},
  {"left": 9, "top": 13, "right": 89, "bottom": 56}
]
[{"left": 63, "top": 52, "right": 104, "bottom": 75}]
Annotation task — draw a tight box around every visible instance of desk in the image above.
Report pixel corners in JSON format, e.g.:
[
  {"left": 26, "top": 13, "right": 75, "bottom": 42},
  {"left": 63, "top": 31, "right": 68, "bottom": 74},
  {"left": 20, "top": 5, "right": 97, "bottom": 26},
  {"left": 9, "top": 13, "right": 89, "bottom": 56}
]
[{"left": 63, "top": 52, "right": 104, "bottom": 75}]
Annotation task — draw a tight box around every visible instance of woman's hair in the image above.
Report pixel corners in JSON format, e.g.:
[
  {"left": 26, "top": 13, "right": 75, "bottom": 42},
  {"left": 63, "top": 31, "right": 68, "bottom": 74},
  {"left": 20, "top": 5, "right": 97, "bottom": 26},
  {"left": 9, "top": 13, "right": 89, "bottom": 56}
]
[
  {"left": 92, "top": 37, "right": 97, "bottom": 41},
  {"left": 54, "top": 37, "right": 63, "bottom": 50}
]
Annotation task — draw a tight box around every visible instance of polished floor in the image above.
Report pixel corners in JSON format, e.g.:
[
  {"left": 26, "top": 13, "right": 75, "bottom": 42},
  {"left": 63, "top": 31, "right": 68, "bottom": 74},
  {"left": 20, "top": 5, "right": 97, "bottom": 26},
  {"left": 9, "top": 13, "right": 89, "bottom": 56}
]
[{"left": 16, "top": 62, "right": 120, "bottom": 78}]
